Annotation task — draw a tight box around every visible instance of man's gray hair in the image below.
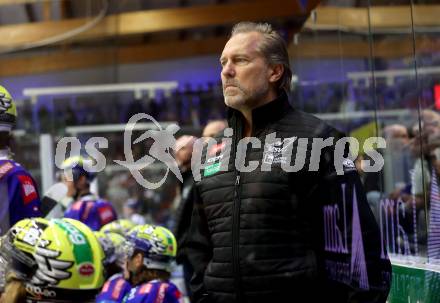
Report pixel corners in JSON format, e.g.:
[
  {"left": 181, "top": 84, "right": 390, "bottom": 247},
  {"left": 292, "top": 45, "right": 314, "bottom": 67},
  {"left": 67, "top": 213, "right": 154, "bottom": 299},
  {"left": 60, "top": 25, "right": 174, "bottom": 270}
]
[{"left": 231, "top": 22, "right": 292, "bottom": 92}]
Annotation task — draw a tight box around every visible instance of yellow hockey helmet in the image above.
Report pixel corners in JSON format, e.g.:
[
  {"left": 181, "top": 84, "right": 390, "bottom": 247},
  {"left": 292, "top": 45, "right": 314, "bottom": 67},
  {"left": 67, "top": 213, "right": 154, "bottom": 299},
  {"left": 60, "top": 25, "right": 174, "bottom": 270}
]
[
  {"left": 0, "top": 218, "right": 105, "bottom": 302},
  {"left": 100, "top": 219, "right": 135, "bottom": 236},
  {"left": 0, "top": 85, "right": 17, "bottom": 131},
  {"left": 125, "top": 225, "right": 177, "bottom": 273}
]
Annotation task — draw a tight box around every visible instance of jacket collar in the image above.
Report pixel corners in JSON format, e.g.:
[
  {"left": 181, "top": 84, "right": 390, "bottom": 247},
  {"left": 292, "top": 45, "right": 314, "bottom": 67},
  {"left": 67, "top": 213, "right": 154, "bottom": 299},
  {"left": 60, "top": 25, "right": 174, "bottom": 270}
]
[{"left": 227, "top": 90, "right": 291, "bottom": 135}]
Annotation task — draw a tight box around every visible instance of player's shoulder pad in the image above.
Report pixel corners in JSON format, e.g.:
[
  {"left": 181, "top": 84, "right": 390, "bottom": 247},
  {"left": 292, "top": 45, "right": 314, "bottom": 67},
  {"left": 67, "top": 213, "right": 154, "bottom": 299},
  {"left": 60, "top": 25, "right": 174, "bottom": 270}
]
[{"left": 0, "top": 160, "right": 22, "bottom": 179}]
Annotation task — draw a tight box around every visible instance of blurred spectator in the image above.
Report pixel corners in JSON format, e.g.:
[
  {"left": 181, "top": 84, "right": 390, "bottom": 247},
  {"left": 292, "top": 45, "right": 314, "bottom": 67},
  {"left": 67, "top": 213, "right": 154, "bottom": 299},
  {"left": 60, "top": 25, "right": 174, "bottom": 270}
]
[
  {"left": 106, "top": 172, "right": 131, "bottom": 215},
  {"left": 409, "top": 110, "right": 440, "bottom": 209},
  {"left": 62, "top": 156, "right": 118, "bottom": 231},
  {"left": 172, "top": 135, "right": 197, "bottom": 299},
  {"left": 202, "top": 119, "right": 227, "bottom": 140},
  {"left": 382, "top": 124, "right": 412, "bottom": 196},
  {"left": 403, "top": 109, "right": 440, "bottom": 254},
  {"left": 355, "top": 153, "right": 383, "bottom": 220}
]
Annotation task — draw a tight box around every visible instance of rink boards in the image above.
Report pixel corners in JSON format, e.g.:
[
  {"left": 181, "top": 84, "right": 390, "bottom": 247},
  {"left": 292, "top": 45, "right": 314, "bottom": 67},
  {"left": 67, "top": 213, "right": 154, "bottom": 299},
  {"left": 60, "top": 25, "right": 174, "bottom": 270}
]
[{"left": 388, "top": 258, "right": 440, "bottom": 303}]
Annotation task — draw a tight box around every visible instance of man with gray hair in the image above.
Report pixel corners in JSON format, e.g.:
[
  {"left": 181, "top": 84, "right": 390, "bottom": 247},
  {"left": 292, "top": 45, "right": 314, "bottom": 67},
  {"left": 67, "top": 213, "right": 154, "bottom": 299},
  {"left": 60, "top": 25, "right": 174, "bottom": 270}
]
[{"left": 187, "top": 22, "right": 391, "bottom": 303}]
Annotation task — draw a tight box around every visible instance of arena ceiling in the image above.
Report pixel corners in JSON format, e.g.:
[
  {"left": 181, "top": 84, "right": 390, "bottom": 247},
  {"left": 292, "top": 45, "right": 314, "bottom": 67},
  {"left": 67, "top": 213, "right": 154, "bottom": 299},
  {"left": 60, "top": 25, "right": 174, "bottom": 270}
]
[{"left": 0, "top": 0, "right": 439, "bottom": 77}]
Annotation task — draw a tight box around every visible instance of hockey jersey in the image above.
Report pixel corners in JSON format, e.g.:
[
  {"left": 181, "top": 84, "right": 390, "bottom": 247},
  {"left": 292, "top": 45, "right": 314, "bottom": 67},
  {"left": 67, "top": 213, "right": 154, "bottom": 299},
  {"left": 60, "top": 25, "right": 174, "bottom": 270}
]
[
  {"left": 122, "top": 280, "right": 182, "bottom": 303},
  {"left": 64, "top": 194, "right": 117, "bottom": 231},
  {"left": 96, "top": 273, "right": 132, "bottom": 303},
  {"left": 0, "top": 158, "right": 41, "bottom": 236}
]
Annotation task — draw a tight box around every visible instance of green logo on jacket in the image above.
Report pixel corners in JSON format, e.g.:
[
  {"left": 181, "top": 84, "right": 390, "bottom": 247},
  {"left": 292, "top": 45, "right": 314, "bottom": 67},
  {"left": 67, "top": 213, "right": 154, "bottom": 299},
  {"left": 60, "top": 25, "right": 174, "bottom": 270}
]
[{"left": 204, "top": 162, "right": 221, "bottom": 177}]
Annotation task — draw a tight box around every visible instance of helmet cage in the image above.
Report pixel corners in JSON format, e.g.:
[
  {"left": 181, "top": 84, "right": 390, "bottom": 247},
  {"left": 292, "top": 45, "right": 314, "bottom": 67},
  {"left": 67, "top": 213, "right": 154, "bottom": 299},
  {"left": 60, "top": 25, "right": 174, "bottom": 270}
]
[
  {"left": 0, "top": 112, "right": 15, "bottom": 128},
  {"left": 0, "top": 233, "right": 37, "bottom": 280}
]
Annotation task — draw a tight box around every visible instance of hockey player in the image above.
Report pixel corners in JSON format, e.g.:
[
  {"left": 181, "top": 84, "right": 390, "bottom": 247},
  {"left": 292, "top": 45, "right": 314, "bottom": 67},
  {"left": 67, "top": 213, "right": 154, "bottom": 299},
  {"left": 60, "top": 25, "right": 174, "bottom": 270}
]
[
  {"left": 62, "top": 156, "right": 118, "bottom": 230},
  {"left": 95, "top": 231, "right": 127, "bottom": 279},
  {"left": 122, "top": 225, "right": 181, "bottom": 303},
  {"left": 96, "top": 224, "right": 181, "bottom": 303},
  {"left": 0, "top": 85, "right": 41, "bottom": 236}
]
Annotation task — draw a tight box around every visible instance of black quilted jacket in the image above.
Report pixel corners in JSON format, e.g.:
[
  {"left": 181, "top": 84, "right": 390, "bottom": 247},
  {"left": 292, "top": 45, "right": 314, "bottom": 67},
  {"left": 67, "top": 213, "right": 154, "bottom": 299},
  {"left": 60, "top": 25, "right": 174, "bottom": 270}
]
[{"left": 186, "top": 92, "right": 391, "bottom": 303}]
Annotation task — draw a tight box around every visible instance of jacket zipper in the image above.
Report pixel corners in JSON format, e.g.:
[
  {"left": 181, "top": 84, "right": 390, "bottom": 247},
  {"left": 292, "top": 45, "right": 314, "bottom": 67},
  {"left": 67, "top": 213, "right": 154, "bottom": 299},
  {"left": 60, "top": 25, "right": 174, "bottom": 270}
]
[
  {"left": 231, "top": 112, "right": 243, "bottom": 302},
  {"left": 232, "top": 173, "right": 242, "bottom": 302}
]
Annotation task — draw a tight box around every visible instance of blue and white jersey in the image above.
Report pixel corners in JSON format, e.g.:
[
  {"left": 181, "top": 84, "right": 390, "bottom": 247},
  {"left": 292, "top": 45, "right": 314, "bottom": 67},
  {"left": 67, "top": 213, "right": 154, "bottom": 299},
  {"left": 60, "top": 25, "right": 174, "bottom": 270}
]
[
  {"left": 123, "top": 280, "right": 182, "bottom": 303},
  {"left": 96, "top": 273, "right": 132, "bottom": 303},
  {"left": 64, "top": 194, "right": 117, "bottom": 231},
  {"left": 0, "top": 154, "right": 41, "bottom": 236}
]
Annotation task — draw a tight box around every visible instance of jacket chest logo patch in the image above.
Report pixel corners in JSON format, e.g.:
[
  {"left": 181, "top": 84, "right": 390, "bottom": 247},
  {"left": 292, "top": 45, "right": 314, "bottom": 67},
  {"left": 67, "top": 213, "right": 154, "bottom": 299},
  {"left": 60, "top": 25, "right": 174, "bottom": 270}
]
[
  {"left": 263, "top": 137, "right": 297, "bottom": 165},
  {"left": 204, "top": 162, "right": 221, "bottom": 177},
  {"left": 204, "top": 152, "right": 225, "bottom": 177},
  {"left": 206, "top": 154, "right": 223, "bottom": 164}
]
